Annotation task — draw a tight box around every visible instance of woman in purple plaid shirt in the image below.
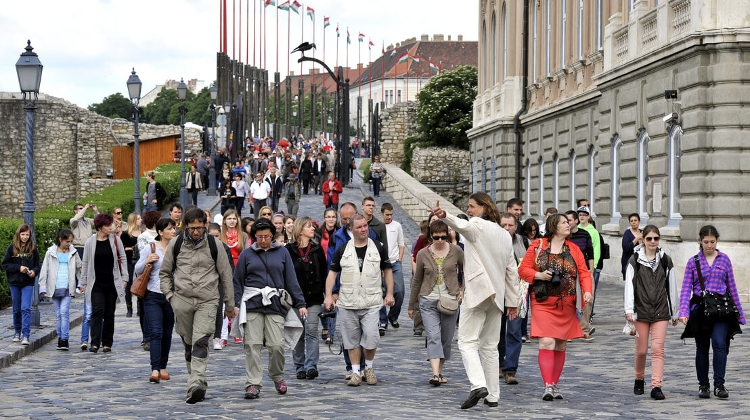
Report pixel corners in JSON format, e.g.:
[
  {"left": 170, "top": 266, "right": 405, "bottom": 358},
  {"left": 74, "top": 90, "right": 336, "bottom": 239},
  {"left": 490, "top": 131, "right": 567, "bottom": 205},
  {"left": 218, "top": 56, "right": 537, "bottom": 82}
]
[{"left": 678, "top": 225, "right": 745, "bottom": 400}]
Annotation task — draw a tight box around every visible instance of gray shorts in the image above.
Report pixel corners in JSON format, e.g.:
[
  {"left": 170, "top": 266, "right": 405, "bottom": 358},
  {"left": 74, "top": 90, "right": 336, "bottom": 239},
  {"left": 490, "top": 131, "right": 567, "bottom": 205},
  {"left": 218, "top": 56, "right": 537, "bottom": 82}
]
[{"left": 337, "top": 307, "right": 381, "bottom": 351}]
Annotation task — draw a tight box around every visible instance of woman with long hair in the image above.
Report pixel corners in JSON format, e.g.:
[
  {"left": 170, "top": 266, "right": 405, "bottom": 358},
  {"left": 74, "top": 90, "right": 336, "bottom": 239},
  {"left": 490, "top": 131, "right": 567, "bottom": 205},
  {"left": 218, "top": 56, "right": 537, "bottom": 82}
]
[
  {"left": 286, "top": 217, "right": 327, "bottom": 380},
  {"left": 621, "top": 213, "right": 643, "bottom": 281},
  {"left": 283, "top": 215, "right": 296, "bottom": 244},
  {"left": 624, "top": 225, "right": 678, "bottom": 400},
  {"left": 135, "top": 218, "right": 177, "bottom": 383},
  {"left": 518, "top": 214, "right": 593, "bottom": 401},
  {"left": 38, "top": 229, "right": 80, "bottom": 350},
  {"left": 220, "top": 209, "right": 247, "bottom": 268},
  {"left": 120, "top": 213, "right": 142, "bottom": 317},
  {"left": 219, "top": 178, "right": 237, "bottom": 217},
  {"left": 522, "top": 218, "right": 540, "bottom": 241},
  {"left": 679, "top": 225, "right": 745, "bottom": 399},
  {"left": 272, "top": 214, "right": 285, "bottom": 235},
  {"left": 241, "top": 217, "right": 255, "bottom": 247},
  {"left": 80, "top": 213, "right": 128, "bottom": 353},
  {"left": 2, "top": 224, "right": 41, "bottom": 345}
]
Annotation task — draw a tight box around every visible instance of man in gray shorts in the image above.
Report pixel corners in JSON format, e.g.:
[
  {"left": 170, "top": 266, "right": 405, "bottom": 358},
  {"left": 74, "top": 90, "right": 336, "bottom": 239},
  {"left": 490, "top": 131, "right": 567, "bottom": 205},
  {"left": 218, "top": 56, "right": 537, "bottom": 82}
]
[{"left": 324, "top": 213, "right": 395, "bottom": 386}]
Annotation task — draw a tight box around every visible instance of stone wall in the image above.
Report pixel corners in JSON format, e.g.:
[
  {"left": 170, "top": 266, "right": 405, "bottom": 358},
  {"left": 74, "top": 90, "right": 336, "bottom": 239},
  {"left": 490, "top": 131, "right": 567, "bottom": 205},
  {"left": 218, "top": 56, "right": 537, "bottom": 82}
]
[
  {"left": 378, "top": 101, "right": 417, "bottom": 166},
  {"left": 411, "top": 146, "right": 472, "bottom": 210},
  {"left": 0, "top": 93, "right": 202, "bottom": 219},
  {"left": 380, "top": 163, "right": 464, "bottom": 223}
]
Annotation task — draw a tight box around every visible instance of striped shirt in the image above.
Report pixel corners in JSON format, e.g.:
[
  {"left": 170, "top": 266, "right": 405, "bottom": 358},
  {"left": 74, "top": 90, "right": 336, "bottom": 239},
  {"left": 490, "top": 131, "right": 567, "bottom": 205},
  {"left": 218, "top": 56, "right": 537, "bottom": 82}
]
[{"left": 678, "top": 250, "right": 745, "bottom": 324}]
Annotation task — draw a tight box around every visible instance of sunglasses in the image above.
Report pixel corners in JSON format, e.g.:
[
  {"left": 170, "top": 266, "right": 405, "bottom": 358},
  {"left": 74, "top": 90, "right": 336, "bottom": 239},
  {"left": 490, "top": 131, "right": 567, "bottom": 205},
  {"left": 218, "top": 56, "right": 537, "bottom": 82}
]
[
  {"left": 645, "top": 236, "right": 660, "bottom": 242},
  {"left": 431, "top": 235, "right": 448, "bottom": 241},
  {"left": 261, "top": 213, "right": 272, "bottom": 216},
  {"left": 114, "top": 211, "right": 122, "bottom": 215}
]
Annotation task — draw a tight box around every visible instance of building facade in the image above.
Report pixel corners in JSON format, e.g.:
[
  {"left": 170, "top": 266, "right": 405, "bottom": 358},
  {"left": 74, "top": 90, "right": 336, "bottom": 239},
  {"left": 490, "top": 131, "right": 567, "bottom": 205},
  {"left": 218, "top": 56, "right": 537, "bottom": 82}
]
[{"left": 469, "top": 0, "right": 750, "bottom": 298}]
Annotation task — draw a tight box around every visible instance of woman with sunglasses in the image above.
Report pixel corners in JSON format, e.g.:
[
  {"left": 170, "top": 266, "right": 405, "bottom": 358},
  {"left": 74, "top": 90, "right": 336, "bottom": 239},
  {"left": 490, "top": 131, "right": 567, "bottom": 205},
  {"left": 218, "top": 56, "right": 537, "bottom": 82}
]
[
  {"left": 408, "top": 220, "right": 464, "bottom": 387},
  {"left": 623, "top": 225, "right": 678, "bottom": 400},
  {"left": 678, "top": 225, "right": 745, "bottom": 399}
]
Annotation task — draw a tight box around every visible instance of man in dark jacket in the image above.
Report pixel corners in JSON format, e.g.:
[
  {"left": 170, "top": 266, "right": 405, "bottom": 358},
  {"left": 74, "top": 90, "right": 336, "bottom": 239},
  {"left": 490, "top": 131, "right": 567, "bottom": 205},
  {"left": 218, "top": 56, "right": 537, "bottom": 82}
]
[
  {"left": 564, "top": 210, "right": 596, "bottom": 340},
  {"left": 311, "top": 153, "right": 328, "bottom": 195},
  {"left": 265, "top": 167, "right": 284, "bottom": 213}
]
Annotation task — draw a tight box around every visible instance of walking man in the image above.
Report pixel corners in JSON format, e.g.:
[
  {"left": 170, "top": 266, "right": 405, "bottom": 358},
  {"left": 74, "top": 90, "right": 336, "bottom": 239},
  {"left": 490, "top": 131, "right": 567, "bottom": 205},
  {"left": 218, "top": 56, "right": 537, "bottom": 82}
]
[
  {"left": 160, "top": 208, "right": 237, "bottom": 404},
  {"left": 249, "top": 172, "right": 271, "bottom": 217},
  {"left": 379, "top": 203, "right": 405, "bottom": 331}
]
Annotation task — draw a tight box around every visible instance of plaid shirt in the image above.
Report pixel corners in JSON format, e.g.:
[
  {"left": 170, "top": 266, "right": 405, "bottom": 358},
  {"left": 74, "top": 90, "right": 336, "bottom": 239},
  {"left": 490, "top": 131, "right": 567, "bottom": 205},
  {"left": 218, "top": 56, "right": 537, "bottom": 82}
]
[{"left": 678, "top": 250, "right": 745, "bottom": 324}]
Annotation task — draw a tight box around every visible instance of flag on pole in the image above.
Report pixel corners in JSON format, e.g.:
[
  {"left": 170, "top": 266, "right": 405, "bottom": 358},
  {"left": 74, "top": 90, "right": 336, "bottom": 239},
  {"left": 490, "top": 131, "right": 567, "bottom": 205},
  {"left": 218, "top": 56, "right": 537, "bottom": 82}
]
[
  {"left": 410, "top": 54, "right": 420, "bottom": 63},
  {"left": 265, "top": 0, "right": 275, "bottom": 6},
  {"left": 389, "top": 50, "right": 396, "bottom": 60},
  {"left": 278, "top": 1, "right": 289, "bottom": 11},
  {"left": 369, "top": 39, "right": 375, "bottom": 49},
  {"left": 358, "top": 33, "right": 365, "bottom": 43},
  {"left": 290, "top": 0, "right": 300, "bottom": 14},
  {"left": 382, "top": 45, "right": 386, "bottom": 55},
  {"left": 347, "top": 29, "right": 351, "bottom": 44},
  {"left": 398, "top": 52, "right": 409, "bottom": 63},
  {"left": 306, "top": 6, "right": 314, "bottom": 21},
  {"left": 324, "top": 16, "right": 330, "bottom": 28},
  {"left": 429, "top": 60, "right": 439, "bottom": 74},
  {"left": 336, "top": 24, "right": 339, "bottom": 37}
]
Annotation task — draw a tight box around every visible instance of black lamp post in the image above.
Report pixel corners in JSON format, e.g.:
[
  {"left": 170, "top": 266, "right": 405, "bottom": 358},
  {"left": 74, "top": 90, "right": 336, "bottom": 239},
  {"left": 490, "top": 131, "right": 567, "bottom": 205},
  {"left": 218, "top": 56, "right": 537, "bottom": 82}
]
[
  {"left": 177, "top": 78, "right": 189, "bottom": 209},
  {"left": 126, "top": 68, "right": 142, "bottom": 213},
  {"left": 15, "top": 40, "right": 43, "bottom": 327},
  {"left": 293, "top": 95, "right": 298, "bottom": 135},
  {"left": 295, "top": 53, "right": 350, "bottom": 185},
  {"left": 207, "top": 84, "right": 218, "bottom": 196}
]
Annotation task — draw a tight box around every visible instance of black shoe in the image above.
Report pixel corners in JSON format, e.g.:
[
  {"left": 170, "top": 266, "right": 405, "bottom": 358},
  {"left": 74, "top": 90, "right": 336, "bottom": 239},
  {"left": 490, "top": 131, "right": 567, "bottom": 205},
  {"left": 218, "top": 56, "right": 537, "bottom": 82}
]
[
  {"left": 56, "top": 339, "right": 62, "bottom": 350},
  {"left": 389, "top": 318, "right": 400, "bottom": 328},
  {"left": 186, "top": 386, "right": 206, "bottom": 404},
  {"left": 296, "top": 371, "right": 307, "bottom": 380},
  {"left": 460, "top": 387, "right": 489, "bottom": 409},
  {"left": 483, "top": 399, "right": 498, "bottom": 407},
  {"left": 698, "top": 384, "right": 710, "bottom": 399},
  {"left": 650, "top": 387, "right": 665, "bottom": 400},
  {"left": 126, "top": 310, "right": 133, "bottom": 318},
  {"left": 379, "top": 325, "right": 386, "bottom": 337},
  {"left": 59, "top": 339, "right": 69, "bottom": 351},
  {"left": 634, "top": 379, "right": 645, "bottom": 395},
  {"left": 714, "top": 385, "right": 729, "bottom": 399},
  {"left": 306, "top": 368, "right": 319, "bottom": 379}
]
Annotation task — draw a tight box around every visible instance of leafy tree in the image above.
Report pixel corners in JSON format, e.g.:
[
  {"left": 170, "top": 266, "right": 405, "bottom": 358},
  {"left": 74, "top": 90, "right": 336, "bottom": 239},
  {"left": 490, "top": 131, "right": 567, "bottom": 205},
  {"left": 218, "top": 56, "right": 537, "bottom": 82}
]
[
  {"left": 142, "top": 88, "right": 178, "bottom": 125},
  {"left": 414, "top": 65, "right": 477, "bottom": 150},
  {"left": 186, "top": 87, "right": 213, "bottom": 126},
  {"left": 87, "top": 92, "right": 132, "bottom": 119}
]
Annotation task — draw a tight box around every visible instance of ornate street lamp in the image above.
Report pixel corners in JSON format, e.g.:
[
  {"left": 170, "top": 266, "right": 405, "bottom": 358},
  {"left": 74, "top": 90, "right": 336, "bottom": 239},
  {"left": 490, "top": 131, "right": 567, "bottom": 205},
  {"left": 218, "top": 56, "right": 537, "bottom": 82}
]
[
  {"left": 177, "top": 78, "right": 189, "bottom": 209},
  {"left": 15, "top": 40, "right": 43, "bottom": 327},
  {"left": 293, "top": 95, "right": 298, "bottom": 136},
  {"left": 126, "top": 68, "right": 142, "bottom": 213},
  {"left": 207, "top": 84, "right": 218, "bottom": 196}
]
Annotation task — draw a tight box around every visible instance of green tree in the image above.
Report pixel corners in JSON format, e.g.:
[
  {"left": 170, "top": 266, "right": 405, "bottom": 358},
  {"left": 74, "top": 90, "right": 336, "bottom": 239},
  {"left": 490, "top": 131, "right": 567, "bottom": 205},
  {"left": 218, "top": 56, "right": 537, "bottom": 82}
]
[
  {"left": 142, "top": 88, "right": 178, "bottom": 125},
  {"left": 87, "top": 92, "right": 132, "bottom": 119},
  {"left": 185, "top": 87, "right": 213, "bottom": 126},
  {"left": 414, "top": 65, "right": 477, "bottom": 150}
]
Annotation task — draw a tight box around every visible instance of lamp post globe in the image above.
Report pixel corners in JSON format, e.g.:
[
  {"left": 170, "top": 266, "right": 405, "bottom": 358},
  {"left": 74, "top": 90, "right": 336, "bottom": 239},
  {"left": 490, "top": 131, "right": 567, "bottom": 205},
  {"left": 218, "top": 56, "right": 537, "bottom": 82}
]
[
  {"left": 15, "top": 40, "right": 43, "bottom": 327},
  {"left": 126, "top": 68, "right": 142, "bottom": 213},
  {"left": 207, "top": 84, "right": 218, "bottom": 196},
  {"left": 177, "top": 78, "right": 189, "bottom": 210}
]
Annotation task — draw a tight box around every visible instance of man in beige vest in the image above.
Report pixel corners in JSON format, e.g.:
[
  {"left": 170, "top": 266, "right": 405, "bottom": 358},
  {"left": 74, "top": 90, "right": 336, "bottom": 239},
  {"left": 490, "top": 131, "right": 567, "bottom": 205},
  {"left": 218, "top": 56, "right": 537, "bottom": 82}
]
[{"left": 324, "top": 214, "right": 395, "bottom": 387}]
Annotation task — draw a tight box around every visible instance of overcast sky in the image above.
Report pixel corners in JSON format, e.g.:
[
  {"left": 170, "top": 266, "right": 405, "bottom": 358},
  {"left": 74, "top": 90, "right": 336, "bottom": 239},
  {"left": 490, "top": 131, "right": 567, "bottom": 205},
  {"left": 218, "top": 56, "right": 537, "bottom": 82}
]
[{"left": 0, "top": 0, "right": 478, "bottom": 109}]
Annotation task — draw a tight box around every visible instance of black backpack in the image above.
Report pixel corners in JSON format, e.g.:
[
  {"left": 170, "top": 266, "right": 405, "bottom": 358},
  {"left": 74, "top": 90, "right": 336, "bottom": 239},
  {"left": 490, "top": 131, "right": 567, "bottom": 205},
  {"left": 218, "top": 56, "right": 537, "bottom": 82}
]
[{"left": 171, "top": 234, "right": 219, "bottom": 271}]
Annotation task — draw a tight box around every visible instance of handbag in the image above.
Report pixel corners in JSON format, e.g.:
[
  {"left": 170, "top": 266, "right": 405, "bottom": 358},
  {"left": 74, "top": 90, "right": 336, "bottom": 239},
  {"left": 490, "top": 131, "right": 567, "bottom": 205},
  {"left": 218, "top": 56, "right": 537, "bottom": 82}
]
[
  {"left": 433, "top": 249, "right": 458, "bottom": 315},
  {"left": 131, "top": 243, "right": 155, "bottom": 298},
  {"left": 694, "top": 256, "right": 738, "bottom": 321}
]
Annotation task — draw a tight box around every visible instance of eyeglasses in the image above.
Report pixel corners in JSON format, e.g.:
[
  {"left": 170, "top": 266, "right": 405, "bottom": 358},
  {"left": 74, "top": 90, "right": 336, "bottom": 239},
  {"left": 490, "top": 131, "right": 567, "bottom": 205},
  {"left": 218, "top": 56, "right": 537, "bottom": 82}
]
[
  {"left": 187, "top": 227, "right": 206, "bottom": 233},
  {"left": 255, "top": 235, "right": 272, "bottom": 240},
  {"left": 114, "top": 211, "right": 122, "bottom": 215},
  {"left": 431, "top": 235, "right": 448, "bottom": 241},
  {"left": 645, "top": 236, "right": 660, "bottom": 242}
]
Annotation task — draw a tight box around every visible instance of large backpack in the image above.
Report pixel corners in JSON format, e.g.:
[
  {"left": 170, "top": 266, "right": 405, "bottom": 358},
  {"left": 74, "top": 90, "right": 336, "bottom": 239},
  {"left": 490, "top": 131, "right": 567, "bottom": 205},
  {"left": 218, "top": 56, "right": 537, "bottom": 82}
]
[{"left": 171, "top": 234, "right": 219, "bottom": 271}]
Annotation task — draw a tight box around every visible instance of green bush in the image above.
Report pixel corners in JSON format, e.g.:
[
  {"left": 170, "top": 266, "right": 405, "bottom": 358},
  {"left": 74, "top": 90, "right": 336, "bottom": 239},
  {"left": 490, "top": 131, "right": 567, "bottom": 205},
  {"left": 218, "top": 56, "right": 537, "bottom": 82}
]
[
  {"left": 0, "top": 164, "right": 181, "bottom": 309},
  {"left": 400, "top": 136, "right": 423, "bottom": 175}
]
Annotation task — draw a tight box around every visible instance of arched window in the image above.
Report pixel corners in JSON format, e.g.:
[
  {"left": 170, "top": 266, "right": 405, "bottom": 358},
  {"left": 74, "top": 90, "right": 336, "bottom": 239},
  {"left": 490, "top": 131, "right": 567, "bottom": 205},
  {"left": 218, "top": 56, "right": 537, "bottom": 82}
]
[
  {"left": 502, "top": 5, "right": 507, "bottom": 80},
  {"left": 577, "top": 0, "right": 584, "bottom": 60},
  {"left": 636, "top": 129, "right": 650, "bottom": 224},
  {"left": 526, "top": 159, "right": 532, "bottom": 216},
  {"left": 553, "top": 153, "right": 560, "bottom": 208},
  {"left": 667, "top": 124, "right": 683, "bottom": 226},
  {"left": 610, "top": 135, "right": 622, "bottom": 224},
  {"left": 532, "top": 2, "right": 538, "bottom": 81},
  {"left": 545, "top": 0, "right": 551, "bottom": 76},
  {"left": 588, "top": 145, "right": 597, "bottom": 216},
  {"left": 596, "top": 0, "right": 603, "bottom": 51},
  {"left": 482, "top": 22, "right": 488, "bottom": 89},
  {"left": 539, "top": 156, "right": 545, "bottom": 219},
  {"left": 569, "top": 149, "right": 577, "bottom": 208},
  {"left": 492, "top": 12, "right": 497, "bottom": 85},
  {"left": 560, "top": 0, "right": 567, "bottom": 69}
]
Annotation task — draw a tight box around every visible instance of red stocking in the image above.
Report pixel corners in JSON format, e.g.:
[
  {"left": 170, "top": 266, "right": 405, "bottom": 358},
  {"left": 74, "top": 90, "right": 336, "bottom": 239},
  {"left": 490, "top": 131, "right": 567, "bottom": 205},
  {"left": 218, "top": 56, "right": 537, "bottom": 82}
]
[
  {"left": 552, "top": 350, "right": 566, "bottom": 384},
  {"left": 538, "top": 349, "right": 555, "bottom": 385}
]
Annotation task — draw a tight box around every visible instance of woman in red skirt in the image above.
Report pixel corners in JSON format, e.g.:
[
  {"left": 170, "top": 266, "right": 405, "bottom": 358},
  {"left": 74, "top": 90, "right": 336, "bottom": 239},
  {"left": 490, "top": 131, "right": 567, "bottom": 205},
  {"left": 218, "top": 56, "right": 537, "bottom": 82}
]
[{"left": 519, "top": 214, "right": 593, "bottom": 401}]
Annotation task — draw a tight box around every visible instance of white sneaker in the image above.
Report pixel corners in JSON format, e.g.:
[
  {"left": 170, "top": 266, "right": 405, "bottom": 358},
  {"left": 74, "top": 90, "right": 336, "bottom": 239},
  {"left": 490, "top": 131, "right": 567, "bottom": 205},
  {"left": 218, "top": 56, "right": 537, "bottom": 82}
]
[
  {"left": 213, "top": 338, "right": 223, "bottom": 350},
  {"left": 12, "top": 334, "right": 20, "bottom": 342},
  {"left": 21, "top": 336, "right": 30, "bottom": 346},
  {"left": 344, "top": 370, "right": 353, "bottom": 380}
]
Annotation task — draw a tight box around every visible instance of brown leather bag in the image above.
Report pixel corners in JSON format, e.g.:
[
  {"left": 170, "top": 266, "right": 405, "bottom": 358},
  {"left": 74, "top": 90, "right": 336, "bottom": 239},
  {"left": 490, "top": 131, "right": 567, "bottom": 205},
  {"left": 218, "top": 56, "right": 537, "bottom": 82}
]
[{"left": 131, "top": 243, "right": 155, "bottom": 298}]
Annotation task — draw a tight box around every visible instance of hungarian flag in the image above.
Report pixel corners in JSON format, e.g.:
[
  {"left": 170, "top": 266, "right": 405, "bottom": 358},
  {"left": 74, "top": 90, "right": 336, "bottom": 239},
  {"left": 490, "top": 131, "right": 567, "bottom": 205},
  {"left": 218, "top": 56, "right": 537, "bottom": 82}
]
[
  {"left": 429, "top": 60, "right": 439, "bottom": 74},
  {"left": 411, "top": 55, "right": 420, "bottom": 63},
  {"left": 347, "top": 29, "right": 351, "bottom": 44},
  {"left": 265, "top": 0, "right": 275, "bottom": 6},
  {"left": 336, "top": 24, "right": 339, "bottom": 37},
  {"left": 306, "top": 6, "right": 314, "bottom": 20},
  {"left": 358, "top": 33, "right": 365, "bottom": 43},
  {"left": 278, "top": 1, "right": 289, "bottom": 11},
  {"left": 324, "top": 16, "right": 330, "bottom": 28},
  {"left": 290, "top": 0, "right": 301, "bottom": 14},
  {"left": 369, "top": 39, "right": 375, "bottom": 49},
  {"left": 397, "top": 52, "right": 409, "bottom": 63},
  {"left": 389, "top": 50, "right": 396, "bottom": 60}
]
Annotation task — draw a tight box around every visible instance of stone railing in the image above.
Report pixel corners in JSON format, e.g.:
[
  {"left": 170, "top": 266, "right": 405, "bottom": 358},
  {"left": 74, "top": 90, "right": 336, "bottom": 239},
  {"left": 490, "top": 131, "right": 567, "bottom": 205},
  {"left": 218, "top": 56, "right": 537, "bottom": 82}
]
[
  {"left": 380, "top": 163, "right": 464, "bottom": 222},
  {"left": 671, "top": 0, "right": 692, "bottom": 36},
  {"left": 613, "top": 26, "right": 630, "bottom": 65},
  {"left": 640, "top": 9, "right": 658, "bottom": 51}
]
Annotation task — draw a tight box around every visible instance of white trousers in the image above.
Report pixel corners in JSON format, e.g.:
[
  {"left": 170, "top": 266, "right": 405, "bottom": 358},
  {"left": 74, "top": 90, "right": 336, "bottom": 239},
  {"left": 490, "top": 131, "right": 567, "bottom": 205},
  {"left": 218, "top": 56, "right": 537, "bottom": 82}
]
[{"left": 458, "top": 297, "right": 503, "bottom": 402}]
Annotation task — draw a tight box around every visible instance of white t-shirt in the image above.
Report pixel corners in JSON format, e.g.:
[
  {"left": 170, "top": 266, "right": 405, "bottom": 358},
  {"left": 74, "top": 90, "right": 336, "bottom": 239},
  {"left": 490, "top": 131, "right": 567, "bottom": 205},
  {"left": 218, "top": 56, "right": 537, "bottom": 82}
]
[
  {"left": 250, "top": 180, "right": 271, "bottom": 200},
  {"left": 384, "top": 220, "right": 405, "bottom": 263}
]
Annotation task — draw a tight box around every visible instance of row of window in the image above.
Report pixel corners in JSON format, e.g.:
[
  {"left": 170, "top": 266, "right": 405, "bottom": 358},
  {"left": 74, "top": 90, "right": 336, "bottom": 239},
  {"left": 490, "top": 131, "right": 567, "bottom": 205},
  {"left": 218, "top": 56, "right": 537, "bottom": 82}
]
[{"left": 473, "top": 124, "right": 682, "bottom": 225}]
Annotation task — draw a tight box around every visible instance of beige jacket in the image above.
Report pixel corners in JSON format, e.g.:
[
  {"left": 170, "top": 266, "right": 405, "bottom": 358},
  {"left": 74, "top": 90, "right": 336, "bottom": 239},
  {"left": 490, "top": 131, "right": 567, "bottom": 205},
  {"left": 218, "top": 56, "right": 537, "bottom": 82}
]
[
  {"left": 80, "top": 234, "right": 128, "bottom": 303},
  {"left": 409, "top": 243, "right": 464, "bottom": 311}
]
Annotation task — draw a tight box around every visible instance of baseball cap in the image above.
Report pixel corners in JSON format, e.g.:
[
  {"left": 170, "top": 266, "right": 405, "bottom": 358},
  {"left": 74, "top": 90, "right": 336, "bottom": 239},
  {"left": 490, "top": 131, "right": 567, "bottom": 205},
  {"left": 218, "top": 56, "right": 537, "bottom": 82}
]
[{"left": 577, "top": 206, "right": 590, "bottom": 215}]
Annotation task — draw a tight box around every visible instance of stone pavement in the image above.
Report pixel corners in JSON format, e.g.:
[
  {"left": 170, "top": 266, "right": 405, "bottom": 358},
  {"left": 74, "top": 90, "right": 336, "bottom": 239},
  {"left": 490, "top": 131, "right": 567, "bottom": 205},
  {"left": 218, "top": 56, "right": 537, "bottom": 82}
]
[{"left": 2, "top": 164, "right": 750, "bottom": 418}]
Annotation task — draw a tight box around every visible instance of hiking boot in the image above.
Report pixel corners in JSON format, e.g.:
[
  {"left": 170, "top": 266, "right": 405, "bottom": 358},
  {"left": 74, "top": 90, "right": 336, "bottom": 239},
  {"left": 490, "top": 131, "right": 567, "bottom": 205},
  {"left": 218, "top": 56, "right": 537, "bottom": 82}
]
[
  {"left": 274, "top": 379, "right": 287, "bottom": 395},
  {"left": 634, "top": 379, "right": 645, "bottom": 395},
  {"left": 504, "top": 373, "right": 518, "bottom": 385},
  {"left": 347, "top": 372, "right": 362, "bottom": 386},
  {"left": 306, "top": 368, "right": 319, "bottom": 380},
  {"left": 244, "top": 385, "right": 260, "bottom": 399},
  {"left": 185, "top": 386, "right": 206, "bottom": 404},
  {"left": 364, "top": 368, "right": 377, "bottom": 385}
]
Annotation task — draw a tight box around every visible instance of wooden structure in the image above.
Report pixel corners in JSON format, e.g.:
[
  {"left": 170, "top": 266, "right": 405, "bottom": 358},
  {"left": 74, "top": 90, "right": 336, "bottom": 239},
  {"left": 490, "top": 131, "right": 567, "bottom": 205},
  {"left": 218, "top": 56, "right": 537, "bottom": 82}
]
[{"left": 112, "top": 134, "right": 180, "bottom": 179}]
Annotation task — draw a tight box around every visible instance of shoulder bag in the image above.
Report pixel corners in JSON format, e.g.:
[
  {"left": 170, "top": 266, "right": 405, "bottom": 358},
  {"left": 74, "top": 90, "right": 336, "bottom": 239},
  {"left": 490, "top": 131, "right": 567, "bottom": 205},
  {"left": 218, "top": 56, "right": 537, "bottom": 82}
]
[
  {"left": 695, "top": 255, "right": 738, "bottom": 321},
  {"left": 432, "top": 247, "right": 458, "bottom": 315},
  {"left": 131, "top": 243, "right": 155, "bottom": 298}
]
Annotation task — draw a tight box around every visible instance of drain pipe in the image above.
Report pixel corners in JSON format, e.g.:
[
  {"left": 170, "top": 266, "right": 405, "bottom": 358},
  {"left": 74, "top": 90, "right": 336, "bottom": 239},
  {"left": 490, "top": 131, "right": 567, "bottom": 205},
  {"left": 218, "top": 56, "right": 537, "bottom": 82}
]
[{"left": 513, "top": 0, "right": 530, "bottom": 199}]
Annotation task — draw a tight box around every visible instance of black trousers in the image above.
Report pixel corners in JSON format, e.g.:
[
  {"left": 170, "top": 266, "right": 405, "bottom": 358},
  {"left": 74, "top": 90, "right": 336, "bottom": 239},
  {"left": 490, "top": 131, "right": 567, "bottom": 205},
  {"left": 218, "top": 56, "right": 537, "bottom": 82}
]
[{"left": 90, "top": 288, "right": 118, "bottom": 348}]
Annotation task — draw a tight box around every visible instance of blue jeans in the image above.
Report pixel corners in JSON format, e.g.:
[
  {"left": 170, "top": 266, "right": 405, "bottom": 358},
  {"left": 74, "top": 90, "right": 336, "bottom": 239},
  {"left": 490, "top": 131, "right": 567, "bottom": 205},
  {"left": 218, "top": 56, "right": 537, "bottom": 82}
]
[
  {"left": 143, "top": 291, "right": 175, "bottom": 371},
  {"left": 52, "top": 295, "right": 72, "bottom": 340},
  {"left": 695, "top": 321, "right": 729, "bottom": 387},
  {"left": 144, "top": 204, "right": 157, "bottom": 213},
  {"left": 591, "top": 269, "right": 601, "bottom": 316},
  {"left": 372, "top": 178, "right": 382, "bottom": 196},
  {"left": 498, "top": 312, "right": 523, "bottom": 374},
  {"left": 380, "top": 261, "right": 405, "bottom": 326},
  {"left": 81, "top": 295, "right": 92, "bottom": 344},
  {"left": 9, "top": 285, "right": 33, "bottom": 337},
  {"left": 293, "top": 305, "right": 322, "bottom": 373}
]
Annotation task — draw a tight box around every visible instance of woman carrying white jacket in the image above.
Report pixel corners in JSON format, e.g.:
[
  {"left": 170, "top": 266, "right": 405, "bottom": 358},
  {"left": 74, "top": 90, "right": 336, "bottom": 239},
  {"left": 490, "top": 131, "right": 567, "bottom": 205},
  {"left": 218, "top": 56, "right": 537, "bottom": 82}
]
[{"left": 39, "top": 229, "right": 81, "bottom": 351}]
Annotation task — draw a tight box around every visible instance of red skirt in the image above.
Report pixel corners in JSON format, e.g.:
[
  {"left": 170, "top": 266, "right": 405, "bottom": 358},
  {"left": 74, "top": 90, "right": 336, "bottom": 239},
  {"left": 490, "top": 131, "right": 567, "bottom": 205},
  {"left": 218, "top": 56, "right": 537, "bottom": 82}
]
[{"left": 530, "top": 294, "right": 583, "bottom": 340}]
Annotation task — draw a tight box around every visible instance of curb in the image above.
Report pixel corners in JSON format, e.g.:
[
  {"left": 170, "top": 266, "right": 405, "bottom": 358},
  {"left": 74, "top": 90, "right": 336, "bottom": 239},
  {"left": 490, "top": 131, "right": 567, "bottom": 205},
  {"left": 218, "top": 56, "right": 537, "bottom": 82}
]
[{"left": 0, "top": 313, "right": 83, "bottom": 370}]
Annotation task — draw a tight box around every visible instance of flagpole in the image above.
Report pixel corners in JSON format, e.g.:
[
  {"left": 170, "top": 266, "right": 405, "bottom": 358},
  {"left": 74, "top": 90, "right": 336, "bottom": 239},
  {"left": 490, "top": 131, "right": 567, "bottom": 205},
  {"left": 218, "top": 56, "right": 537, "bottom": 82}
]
[
  {"left": 245, "top": 0, "right": 249, "bottom": 64},
  {"left": 322, "top": 18, "right": 326, "bottom": 87},
  {"left": 381, "top": 42, "right": 385, "bottom": 104},
  {"left": 276, "top": 1, "right": 279, "bottom": 73},
  {"left": 300, "top": 2, "right": 303, "bottom": 77},
  {"left": 336, "top": 24, "right": 339, "bottom": 69},
  {"left": 263, "top": 1, "right": 267, "bottom": 69},
  {"left": 368, "top": 40, "right": 372, "bottom": 100},
  {"left": 253, "top": 0, "right": 257, "bottom": 66},
  {"left": 358, "top": 33, "right": 361, "bottom": 97},
  {"left": 312, "top": 11, "right": 316, "bottom": 85},
  {"left": 287, "top": 3, "right": 290, "bottom": 78},
  {"left": 239, "top": 0, "right": 242, "bottom": 64}
]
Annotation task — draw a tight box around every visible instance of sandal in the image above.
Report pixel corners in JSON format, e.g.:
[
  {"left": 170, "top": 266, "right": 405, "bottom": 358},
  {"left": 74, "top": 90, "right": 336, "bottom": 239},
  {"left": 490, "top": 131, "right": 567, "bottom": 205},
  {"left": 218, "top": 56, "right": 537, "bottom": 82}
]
[
  {"left": 429, "top": 375, "right": 441, "bottom": 387},
  {"left": 439, "top": 374, "right": 447, "bottom": 384}
]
